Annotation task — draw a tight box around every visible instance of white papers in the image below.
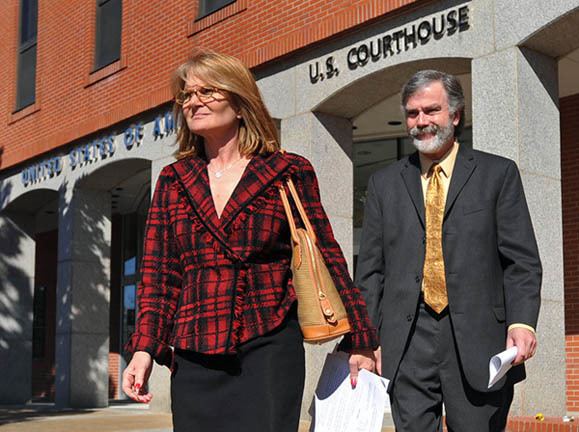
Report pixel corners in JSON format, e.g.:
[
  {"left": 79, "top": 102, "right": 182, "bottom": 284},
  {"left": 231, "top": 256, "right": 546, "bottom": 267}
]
[
  {"left": 488, "top": 346, "right": 518, "bottom": 388},
  {"left": 313, "top": 352, "right": 389, "bottom": 432}
]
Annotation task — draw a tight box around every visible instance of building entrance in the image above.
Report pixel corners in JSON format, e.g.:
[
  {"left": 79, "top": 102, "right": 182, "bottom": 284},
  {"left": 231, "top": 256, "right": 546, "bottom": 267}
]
[
  {"left": 31, "top": 229, "right": 57, "bottom": 401},
  {"left": 108, "top": 167, "right": 150, "bottom": 399},
  {"left": 350, "top": 73, "right": 473, "bottom": 266}
]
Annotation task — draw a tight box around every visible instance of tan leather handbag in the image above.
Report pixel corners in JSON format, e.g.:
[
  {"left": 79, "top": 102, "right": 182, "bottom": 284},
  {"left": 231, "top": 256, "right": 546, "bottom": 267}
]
[{"left": 279, "top": 178, "right": 351, "bottom": 343}]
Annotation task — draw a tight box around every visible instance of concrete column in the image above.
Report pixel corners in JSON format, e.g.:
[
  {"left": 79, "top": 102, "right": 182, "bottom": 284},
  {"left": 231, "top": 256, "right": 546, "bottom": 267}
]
[
  {"left": 55, "top": 185, "right": 111, "bottom": 408},
  {"left": 472, "top": 46, "right": 565, "bottom": 415},
  {"left": 281, "top": 111, "right": 356, "bottom": 420},
  {"left": 0, "top": 212, "right": 35, "bottom": 404},
  {"left": 282, "top": 111, "right": 354, "bottom": 226},
  {"left": 147, "top": 156, "right": 174, "bottom": 414}
]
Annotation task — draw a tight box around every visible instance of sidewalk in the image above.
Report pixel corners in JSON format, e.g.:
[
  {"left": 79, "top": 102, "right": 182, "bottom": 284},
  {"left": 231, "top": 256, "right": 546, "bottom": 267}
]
[
  {"left": 6, "top": 404, "right": 570, "bottom": 432},
  {"left": 0, "top": 403, "right": 172, "bottom": 432},
  {"left": 0, "top": 403, "right": 396, "bottom": 432}
]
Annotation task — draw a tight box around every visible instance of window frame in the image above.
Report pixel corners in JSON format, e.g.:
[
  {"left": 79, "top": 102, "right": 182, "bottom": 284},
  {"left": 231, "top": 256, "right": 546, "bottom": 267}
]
[
  {"left": 93, "top": 0, "right": 123, "bottom": 72},
  {"left": 188, "top": 0, "right": 247, "bottom": 36},
  {"left": 15, "top": 0, "right": 38, "bottom": 112},
  {"left": 197, "top": 0, "right": 236, "bottom": 20}
]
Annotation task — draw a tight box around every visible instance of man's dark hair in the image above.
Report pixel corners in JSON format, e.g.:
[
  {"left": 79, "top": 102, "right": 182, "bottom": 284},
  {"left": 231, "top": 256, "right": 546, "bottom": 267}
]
[{"left": 401, "top": 70, "right": 465, "bottom": 137}]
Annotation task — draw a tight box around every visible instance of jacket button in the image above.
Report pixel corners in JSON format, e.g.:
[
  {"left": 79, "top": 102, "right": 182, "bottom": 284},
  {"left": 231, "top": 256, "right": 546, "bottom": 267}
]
[
  {"left": 406, "top": 314, "right": 413, "bottom": 322},
  {"left": 422, "top": 236, "right": 426, "bottom": 245},
  {"left": 415, "top": 275, "right": 421, "bottom": 283}
]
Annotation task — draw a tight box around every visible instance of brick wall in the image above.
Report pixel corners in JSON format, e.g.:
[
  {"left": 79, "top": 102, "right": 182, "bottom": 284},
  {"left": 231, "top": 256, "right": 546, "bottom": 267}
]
[
  {"left": 562, "top": 93, "right": 579, "bottom": 412},
  {"left": 108, "top": 352, "right": 120, "bottom": 399},
  {"left": 0, "top": 0, "right": 422, "bottom": 171},
  {"left": 506, "top": 417, "right": 579, "bottom": 431},
  {"left": 108, "top": 213, "right": 122, "bottom": 399}
]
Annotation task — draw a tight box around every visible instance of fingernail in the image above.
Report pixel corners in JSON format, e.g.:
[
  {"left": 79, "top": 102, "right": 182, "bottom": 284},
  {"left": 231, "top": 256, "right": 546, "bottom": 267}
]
[
  {"left": 351, "top": 377, "right": 357, "bottom": 389},
  {"left": 135, "top": 383, "right": 141, "bottom": 392}
]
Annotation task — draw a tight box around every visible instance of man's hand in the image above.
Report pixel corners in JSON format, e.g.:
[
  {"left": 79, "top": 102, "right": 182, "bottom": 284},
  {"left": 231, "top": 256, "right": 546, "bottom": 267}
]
[
  {"left": 348, "top": 347, "right": 381, "bottom": 388},
  {"left": 506, "top": 327, "right": 537, "bottom": 366},
  {"left": 122, "top": 351, "right": 154, "bottom": 403}
]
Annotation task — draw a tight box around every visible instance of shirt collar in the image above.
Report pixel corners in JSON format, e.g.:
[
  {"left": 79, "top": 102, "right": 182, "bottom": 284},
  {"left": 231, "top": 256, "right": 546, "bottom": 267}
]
[{"left": 419, "top": 141, "right": 460, "bottom": 179}]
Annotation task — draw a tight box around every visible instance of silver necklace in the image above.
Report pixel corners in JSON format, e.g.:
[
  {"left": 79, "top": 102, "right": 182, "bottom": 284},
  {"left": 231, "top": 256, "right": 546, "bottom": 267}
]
[{"left": 208, "top": 157, "right": 244, "bottom": 179}]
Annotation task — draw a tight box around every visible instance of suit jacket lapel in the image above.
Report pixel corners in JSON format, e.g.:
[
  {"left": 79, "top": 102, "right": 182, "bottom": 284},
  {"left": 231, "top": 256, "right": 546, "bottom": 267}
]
[
  {"left": 400, "top": 152, "right": 425, "bottom": 228},
  {"left": 444, "top": 145, "right": 476, "bottom": 219},
  {"left": 218, "top": 151, "right": 291, "bottom": 229}
]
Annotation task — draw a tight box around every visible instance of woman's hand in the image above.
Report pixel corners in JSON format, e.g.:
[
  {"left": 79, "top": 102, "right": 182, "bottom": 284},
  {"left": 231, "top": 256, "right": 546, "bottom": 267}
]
[
  {"left": 122, "top": 351, "right": 154, "bottom": 403},
  {"left": 348, "top": 347, "right": 381, "bottom": 389}
]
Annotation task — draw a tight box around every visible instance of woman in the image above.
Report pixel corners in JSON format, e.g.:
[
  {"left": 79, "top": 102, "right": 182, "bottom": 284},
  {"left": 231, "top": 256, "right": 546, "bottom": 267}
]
[{"left": 122, "top": 49, "right": 378, "bottom": 432}]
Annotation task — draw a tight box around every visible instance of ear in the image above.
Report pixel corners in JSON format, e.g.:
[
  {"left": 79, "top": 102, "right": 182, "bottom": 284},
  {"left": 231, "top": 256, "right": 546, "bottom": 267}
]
[{"left": 452, "top": 110, "right": 461, "bottom": 127}]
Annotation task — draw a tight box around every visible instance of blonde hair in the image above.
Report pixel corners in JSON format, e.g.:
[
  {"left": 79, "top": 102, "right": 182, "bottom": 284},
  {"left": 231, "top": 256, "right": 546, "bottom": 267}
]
[{"left": 171, "top": 49, "right": 280, "bottom": 159}]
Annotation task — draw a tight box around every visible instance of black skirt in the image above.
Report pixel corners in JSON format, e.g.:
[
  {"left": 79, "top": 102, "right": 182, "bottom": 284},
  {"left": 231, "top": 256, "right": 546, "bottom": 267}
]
[{"left": 171, "top": 311, "right": 306, "bottom": 432}]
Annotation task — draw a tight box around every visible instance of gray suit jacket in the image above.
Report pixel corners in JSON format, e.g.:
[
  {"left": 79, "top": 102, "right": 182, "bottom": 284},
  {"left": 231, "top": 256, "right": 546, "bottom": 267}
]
[{"left": 355, "top": 145, "right": 542, "bottom": 392}]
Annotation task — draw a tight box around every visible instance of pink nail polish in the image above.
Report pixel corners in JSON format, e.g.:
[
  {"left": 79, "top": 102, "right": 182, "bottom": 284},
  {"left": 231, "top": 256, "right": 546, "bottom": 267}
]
[{"left": 351, "top": 377, "right": 357, "bottom": 388}]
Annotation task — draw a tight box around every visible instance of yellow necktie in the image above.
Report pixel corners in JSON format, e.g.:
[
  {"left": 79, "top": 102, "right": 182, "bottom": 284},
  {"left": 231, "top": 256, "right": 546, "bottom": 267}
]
[{"left": 423, "top": 164, "right": 448, "bottom": 313}]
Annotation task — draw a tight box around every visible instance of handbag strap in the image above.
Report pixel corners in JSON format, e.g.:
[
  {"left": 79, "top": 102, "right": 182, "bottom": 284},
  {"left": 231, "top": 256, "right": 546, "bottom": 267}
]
[
  {"left": 280, "top": 176, "right": 340, "bottom": 324},
  {"left": 279, "top": 178, "right": 318, "bottom": 244}
]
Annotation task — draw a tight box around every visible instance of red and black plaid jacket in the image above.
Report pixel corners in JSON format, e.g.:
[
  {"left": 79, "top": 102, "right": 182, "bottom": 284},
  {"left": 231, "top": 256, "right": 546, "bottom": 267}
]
[{"left": 126, "top": 151, "right": 378, "bottom": 367}]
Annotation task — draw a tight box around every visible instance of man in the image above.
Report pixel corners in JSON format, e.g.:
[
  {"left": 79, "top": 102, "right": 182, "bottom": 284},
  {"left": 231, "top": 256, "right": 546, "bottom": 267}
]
[{"left": 355, "top": 70, "right": 541, "bottom": 431}]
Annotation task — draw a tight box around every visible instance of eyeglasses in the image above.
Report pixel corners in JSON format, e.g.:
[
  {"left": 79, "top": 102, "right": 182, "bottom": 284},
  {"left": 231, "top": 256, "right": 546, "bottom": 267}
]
[{"left": 175, "top": 86, "right": 221, "bottom": 105}]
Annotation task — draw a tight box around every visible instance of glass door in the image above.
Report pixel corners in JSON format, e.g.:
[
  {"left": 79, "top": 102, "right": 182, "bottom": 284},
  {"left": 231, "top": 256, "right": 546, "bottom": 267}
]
[{"left": 118, "top": 194, "right": 148, "bottom": 396}]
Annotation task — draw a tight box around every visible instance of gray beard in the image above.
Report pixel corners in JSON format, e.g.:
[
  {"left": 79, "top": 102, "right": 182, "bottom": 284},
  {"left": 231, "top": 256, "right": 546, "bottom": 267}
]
[{"left": 410, "top": 123, "right": 455, "bottom": 155}]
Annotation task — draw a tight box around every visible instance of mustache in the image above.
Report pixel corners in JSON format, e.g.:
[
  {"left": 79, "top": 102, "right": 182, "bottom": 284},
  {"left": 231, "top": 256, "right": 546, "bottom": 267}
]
[{"left": 409, "top": 125, "right": 439, "bottom": 138}]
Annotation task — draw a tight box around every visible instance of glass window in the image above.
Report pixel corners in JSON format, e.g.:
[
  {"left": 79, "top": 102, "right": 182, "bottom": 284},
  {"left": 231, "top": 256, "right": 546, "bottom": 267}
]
[
  {"left": 121, "top": 284, "right": 136, "bottom": 349},
  {"left": 122, "top": 213, "right": 137, "bottom": 276},
  {"left": 16, "top": 0, "right": 38, "bottom": 110},
  {"left": 353, "top": 137, "right": 401, "bottom": 228},
  {"left": 458, "top": 126, "right": 473, "bottom": 149},
  {"left": 124, "top": 256, "right": 136, "bottom": 276},
  {"left": 32, "top": 285, "right": 46, "bottom": 358},
  {"left": 198, "top": 0, "right": 236, "bottom": 19},
  {"left": 119, "top": 199, "right": 148, "bottom": 363},
  {"left": 20, "top": 0, "right": 38, "bottom": 44},
  {"left": 94, "top": 0, "right": 122, "bottom": 70}
]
